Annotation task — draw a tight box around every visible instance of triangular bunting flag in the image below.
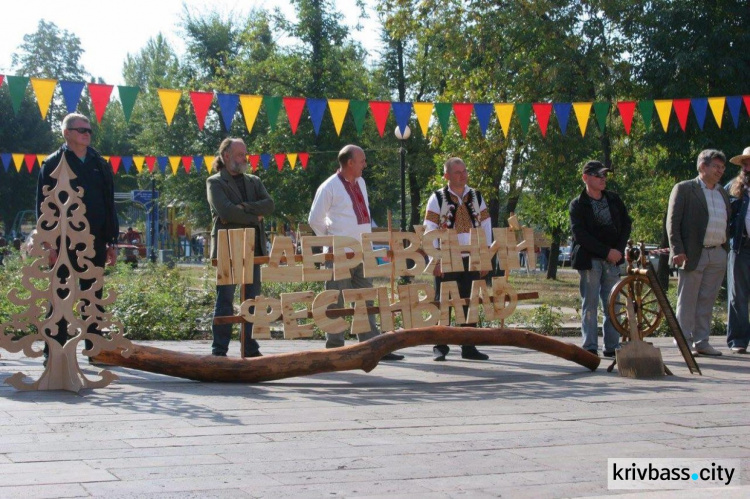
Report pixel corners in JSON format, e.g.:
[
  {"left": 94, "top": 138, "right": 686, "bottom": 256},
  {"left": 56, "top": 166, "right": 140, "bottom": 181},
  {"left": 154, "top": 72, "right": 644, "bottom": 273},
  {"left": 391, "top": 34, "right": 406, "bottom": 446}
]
[
  {"left": 7, "top": 76, "right": 30, "bottom": 114},
  {"left": 1, "top": 153, "right": 11, "bottom": 172},
  {"left": 30, "top": 78, "right": 57, "bottom": 119},
  {"left": 121, "top": 156, "right": 133, "bottom": 174},
  {"left": 287, "top": 153, "right": 298, "bottom": 170},
  {"left": 88, "top": 83, "right": 114, "bottom": 123},
  {"left": 181, "top": 156, "right": 192, "bottom": 173},
  {"left": 532, "top": 103, "right": 553, "bottom": 137},
  {"left": 12, "top": 154, "right": 24, "bottom": 172},
  {"left": 572, "top": 102, "right": 592, "bottom": 136},
  {"left": 157, "top": 156, "right": 168, "bottom": 174},
  {"left": 307, "top": 98, "right": 327, "bottom": 136},
  {"left": 553, "top": 102, "right": 571, "bottom": 135},
  {"left": 691, "top": 98, "right": 708, "bottom": 130},
  {"left": 248, "top": 154, "right": 260, "bottom": 173},
  {"left": 744, "top": 96, "right": 750, "bottom": 118},
  {"left": 204, "top": 155, "right": 214, "bottom": 173},
  {"left": 453, "top": 103, "right": 473, "bottom": 138},
  {"left": 283, "top": 97, "right": 306, "bottom": 134},
  {"left": 299, "top": 152, "right": 309, "bottom": 169},
  {"left": 110, "top": 156, "right": 121, "bottom": 174},
  {"left": 192, "top": 156, "right": 203, "bottom": 174},
  {"left": 36, "top": 154, "right": 47, "bottom": 168},
  {"left": 157, "top": 88, "right": 182, "bottom": 126},
  {"left": 133, "top": 156, "right": 145, "bottom": 173},
  {"left": 494, "top": 103, "right": 514, "bottom": 138},
  {"left": 727, "top": 96, "right": 742, "bottom": 128},
  {"left": 239, "top": 94, "right": 262, "bottom": 134},
  {"left": 168, "top": 156, "right": 181, "bottom": 175},
  {"left": 414, "top": 102, "right": 434, "bottom": 136},
  {"left": 473, "top": 103, "right": 493, "bottom": 138},
  {"left": 434, "top": 103, "right": 452, "bottom": 134},
  {"left": 260, "top": 153, "right": 271, "bottom": 170},
  {"left": 118, "top": 86, "right": 140, "bottom": 122},
  {"left": 0, "top": 75, "right": 3, "bottom": 88},
  {"left": 516, "top": 103, "right": 532, "bottom": 134},
  {"left": 217, "top": 93, "right": 239, "bottom": 131},
  {"left": 24, "top": 154, "right": 36, "bottom": 173},
  {"left": 369, "top": 101, "right": 391, "bottom": 137},
  {"left": 145, "top": 156, "right": 156, "bottom": 173},
  {"left": 349, "top": 100, "right": 368, "bottom": 135},
  {"left": 593, "top": 102, "right": 610, "bottom": 132},
  {"left": 328, "top": 99, "right": 349, "bottom": 136},
  {"left": 638, "top": 100, "right": 654, "bottom": 131},
  {"left": 672, "top": 99, "right": 691, "bottom": 131},
  {"left": 275, "top": 153, "right": 286, "bottom": 171},
  {"left": 189, "top": 91, "right": 214, "bottom": 130},
  {"left": 60, "top": 80, "right": 85, "bottom": 113},
  {"left": 392, "top": 101, "right": 413, "bottom": 137},
  {"left": 707, "top": 97, "right": 725, "bottom": 128},
  {"left": 654, "top": 99, "right": 673, "bottom": 131},
  {"left": 263, "top": 96, "right": 282, "bottom": 132},
  {"left": 617, "top": 101, "right": 636, "bottom": 135}
]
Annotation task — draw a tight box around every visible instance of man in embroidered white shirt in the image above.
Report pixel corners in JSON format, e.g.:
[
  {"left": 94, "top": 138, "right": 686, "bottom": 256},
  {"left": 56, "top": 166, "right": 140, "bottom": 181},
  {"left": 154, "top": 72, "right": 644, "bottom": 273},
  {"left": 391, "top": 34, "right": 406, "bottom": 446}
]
[
  {"left": 308, "top": 145, "right": 404, "bottom": 361},
  {"left": 424, "top": 157, "right": 492, "bottom": 361}
]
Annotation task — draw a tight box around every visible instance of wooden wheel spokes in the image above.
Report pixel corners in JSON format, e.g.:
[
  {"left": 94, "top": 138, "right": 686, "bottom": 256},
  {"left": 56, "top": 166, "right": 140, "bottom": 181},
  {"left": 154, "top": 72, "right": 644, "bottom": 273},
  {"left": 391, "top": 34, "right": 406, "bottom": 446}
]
[{"left": 608, "top": 274, "right": 664, "bottom": 339}]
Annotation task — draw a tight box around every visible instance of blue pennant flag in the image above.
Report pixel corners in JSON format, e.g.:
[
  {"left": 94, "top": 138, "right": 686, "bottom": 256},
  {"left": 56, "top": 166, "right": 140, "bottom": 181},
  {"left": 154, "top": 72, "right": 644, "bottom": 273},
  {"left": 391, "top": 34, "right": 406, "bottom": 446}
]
[
  {"left": 391, "top": 102, "right": 413, "bottom": 137},
  {"left": 260, "top": 153, "right": 271, "bottom": 170},
  {"left": 727, "top": 96, "right": 742, "bottom": 128},
  {"left": 690, "top": 98, "right": 708, "bottom": 130},
  {"left": 473, "top": 103, "right": 493, "bottom": 137},
  {"left": 217, "top": 93, "right": 239, "bottom": 131},
  {"left": 193, "top": 156, "right": 204, "bottom": 173},
  {"left": 157, "top": 156, "right": 168, "bottom": 174},
  {"left": 553, "top": 102, "right": 572, "bottom": 135},
  {"left": 59, "top": 80, "right": 86, "bottom": 113},
  {"left": 306, "top": 98, "right": 327, "bottom": 136},
  {"left": 1, "top": 153, "right": 11, "bottom": 172},
  {"left": 121, "top": 156, "right": 133, "bottom": 174}
]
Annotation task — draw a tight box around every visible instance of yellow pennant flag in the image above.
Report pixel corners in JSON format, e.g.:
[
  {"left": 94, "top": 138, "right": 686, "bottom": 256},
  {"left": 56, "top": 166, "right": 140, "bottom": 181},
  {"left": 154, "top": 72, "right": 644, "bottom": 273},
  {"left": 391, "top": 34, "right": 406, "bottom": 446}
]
[
  {"left": 494, "top": 103, "right": 514, "bottom": 138},
  {"left": 708, "top": 97, "right": 725, "bottom": 128},
  {"left": 133, "top": 156, "right": 145, "bottom": 173},
  {"left": 239, "top": 94, "right": 262, "bottom": 133},
  {"left": 37, "top": 154, "right": 48, "bottom": 167},
  {"left": 12, "top": 154, "right": 24, "bottom": 172},
  {"left": 413, "top": 102, "right": 434, "bottom": 136},
  {"left": 204, "top": 155, "right": 214, "bottom": 173},
  {"left": 654, "top": 99, "right": 673, "bottom": 132},
  {"left": 157, "top": 89, "right": 182, "bottom": 125},
  {"left": 572, "top": 102, "right": 593, "bottom": 137},
  {"left": 168, "top": 156, "right": 181, "bottom": 175},
  {"left": 103, "top": 156, "right": 110, "bottom": 163},
  {"left": 328, "top": 99, "right": 350, "bottom": 136},
  {"left": 287, "top": 153, "right": 298, "bottom": 170},
  {"left": 30, "top": 78, "right": 57, "bottom": 119}
]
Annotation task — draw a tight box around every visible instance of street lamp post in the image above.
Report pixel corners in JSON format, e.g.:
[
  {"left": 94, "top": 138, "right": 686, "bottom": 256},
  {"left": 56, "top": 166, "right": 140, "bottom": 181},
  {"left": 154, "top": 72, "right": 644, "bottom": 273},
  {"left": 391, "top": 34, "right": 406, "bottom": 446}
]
[{"left": 394, "top": 125, "right": 411, "bottom": 232}]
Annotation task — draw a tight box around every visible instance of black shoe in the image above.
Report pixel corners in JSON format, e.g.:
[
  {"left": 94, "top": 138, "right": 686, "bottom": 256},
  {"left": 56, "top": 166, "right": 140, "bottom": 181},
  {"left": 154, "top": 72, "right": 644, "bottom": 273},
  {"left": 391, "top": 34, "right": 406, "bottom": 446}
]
[
  {"left": 586, "top": 349, "right": 598, "bottom": 356},
  {"left": 602, "top": 350, "right": 616, "bottom": 358},
  {"left": 461, "top": 346, "right": 489, "bottom": 361},
  {"left": 381, "top": 353, "right": 404, "bottom": 361},
  {"left": 433, "top": 345, "right": 450, "bottom": 361},
  {"left": 246, "top": 351, "right": 263, "bottom": 358},
  {"left": 212, "top": 352, "right": 227, "bottom": 357}
]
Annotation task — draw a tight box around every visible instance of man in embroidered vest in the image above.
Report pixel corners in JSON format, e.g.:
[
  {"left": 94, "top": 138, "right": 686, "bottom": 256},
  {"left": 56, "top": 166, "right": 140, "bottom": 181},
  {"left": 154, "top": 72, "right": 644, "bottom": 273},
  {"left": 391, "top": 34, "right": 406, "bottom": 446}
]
[
  {"left": 308, "top": 144, "right": 404, "bottom": 361},
  {"left": 569, "top": 160, "right": 631, "bottom": 357},
  {"left": 424, "top": 157, "right": 492, "bottom": 361},
  {"left": 667, "top": 149, "right": 730, "bottom": 356}
]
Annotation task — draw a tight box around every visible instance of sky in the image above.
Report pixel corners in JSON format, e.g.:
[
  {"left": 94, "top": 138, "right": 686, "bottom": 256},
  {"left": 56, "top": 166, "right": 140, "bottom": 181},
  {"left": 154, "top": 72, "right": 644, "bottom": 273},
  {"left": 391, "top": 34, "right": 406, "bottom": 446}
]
[{"left": 1, "top": 0, "right": 381, "bottom": 85}]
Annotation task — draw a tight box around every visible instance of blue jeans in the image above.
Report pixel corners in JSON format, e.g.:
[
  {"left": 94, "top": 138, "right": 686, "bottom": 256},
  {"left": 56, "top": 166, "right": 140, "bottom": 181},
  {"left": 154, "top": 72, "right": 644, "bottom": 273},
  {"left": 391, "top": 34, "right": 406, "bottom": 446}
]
[
  {"left": 212, "top": 265, "right": 261, "bottom": 356},
  {"left": 578, "top": 259, "right": 621, "bottom": 353},
  {"left": 727, "top": 246, "right": 750, "bottom": 348}
]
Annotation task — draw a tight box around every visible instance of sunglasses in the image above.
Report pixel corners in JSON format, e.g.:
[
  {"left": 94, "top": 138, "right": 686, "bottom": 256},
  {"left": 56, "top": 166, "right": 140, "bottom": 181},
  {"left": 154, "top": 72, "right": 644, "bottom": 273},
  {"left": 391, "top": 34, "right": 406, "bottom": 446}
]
[
  {"left": 68, "top": 127, "right": 93, "bottom": 135},
  {"left": 589, "top": 172, "right": 608, "bottom": 179}
]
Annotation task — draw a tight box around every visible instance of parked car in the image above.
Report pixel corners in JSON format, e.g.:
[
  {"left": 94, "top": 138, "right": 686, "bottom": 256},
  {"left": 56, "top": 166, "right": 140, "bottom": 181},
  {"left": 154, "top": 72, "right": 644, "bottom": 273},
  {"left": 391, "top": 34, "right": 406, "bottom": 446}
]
[{"left": 558, "top": 246, "right": 572, "bottom": 267}]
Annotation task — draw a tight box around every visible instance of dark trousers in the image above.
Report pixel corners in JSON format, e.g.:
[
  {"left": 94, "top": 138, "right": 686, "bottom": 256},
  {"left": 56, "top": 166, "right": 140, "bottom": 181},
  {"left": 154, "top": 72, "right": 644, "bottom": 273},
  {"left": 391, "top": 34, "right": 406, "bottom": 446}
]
[
  {"left": 727, "top": 245, "right": 750, "bottom": 348},
  {"left": 434, "top": 256, "right": 480, "bottom": 347},
  {"left": 212, "top": 264, "right": 262, "bottom": 356}
]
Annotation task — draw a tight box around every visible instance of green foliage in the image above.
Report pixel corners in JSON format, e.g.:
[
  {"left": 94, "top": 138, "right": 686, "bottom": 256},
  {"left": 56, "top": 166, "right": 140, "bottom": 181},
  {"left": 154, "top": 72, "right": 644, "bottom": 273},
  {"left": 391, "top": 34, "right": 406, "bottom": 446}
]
[{"left": 529, "top": 304, "right": 564, "bottom": 336}]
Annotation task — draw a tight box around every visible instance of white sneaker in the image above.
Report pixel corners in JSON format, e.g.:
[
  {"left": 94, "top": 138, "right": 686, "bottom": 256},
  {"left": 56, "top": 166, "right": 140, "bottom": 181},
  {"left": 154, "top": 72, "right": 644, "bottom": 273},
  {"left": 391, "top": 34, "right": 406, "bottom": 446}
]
[{"left": 693, "top": 344, "right": 722, "bottom": 356}]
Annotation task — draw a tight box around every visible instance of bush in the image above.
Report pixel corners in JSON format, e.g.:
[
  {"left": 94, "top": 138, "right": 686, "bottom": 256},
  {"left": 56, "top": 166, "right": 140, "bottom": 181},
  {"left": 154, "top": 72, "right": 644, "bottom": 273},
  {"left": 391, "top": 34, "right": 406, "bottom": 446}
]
[{"left": 529, "top": 304, "right": 564, "bottom": 335}]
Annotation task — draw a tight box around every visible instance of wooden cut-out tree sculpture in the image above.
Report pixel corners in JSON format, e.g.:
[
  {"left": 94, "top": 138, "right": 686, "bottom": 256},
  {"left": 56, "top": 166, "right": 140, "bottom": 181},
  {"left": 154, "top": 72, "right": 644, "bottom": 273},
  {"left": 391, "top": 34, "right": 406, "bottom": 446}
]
[{"left": 0, "top": 154, "right": 132, "bottom": 392}]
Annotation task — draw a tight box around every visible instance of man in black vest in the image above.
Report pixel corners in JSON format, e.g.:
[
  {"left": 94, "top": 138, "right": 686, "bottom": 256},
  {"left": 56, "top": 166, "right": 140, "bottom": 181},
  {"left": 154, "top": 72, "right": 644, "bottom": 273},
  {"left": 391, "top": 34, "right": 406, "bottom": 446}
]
[{"left": 424, "top": 157, "right": 493, "bottom": 361}]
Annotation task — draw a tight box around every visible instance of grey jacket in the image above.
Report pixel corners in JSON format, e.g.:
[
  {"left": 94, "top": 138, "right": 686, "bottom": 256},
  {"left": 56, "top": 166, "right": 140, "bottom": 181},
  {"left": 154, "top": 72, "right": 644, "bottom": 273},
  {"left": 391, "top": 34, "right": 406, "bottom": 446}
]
[
  {"left": 666, "top": 177, "right": 729, "bottom": 271},
  {"left": 206, "top": 168, "right": 275, "bottom": 258}
]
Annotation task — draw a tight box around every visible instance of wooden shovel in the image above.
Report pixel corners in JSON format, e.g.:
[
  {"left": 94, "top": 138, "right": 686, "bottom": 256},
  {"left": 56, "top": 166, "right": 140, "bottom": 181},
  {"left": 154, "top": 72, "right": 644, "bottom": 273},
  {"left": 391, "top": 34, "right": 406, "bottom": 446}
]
[{"left": 615, "top": 290, "right": 665, "bottom": 378}]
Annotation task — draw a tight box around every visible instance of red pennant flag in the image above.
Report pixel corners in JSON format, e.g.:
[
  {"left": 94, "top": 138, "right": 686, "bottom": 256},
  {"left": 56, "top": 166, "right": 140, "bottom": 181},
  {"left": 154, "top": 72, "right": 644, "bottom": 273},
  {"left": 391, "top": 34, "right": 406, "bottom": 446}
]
[
  {"left": 617, "top": 101, "right": 636, "bottom": 135},
  {"left": 743, "top": 95, "right": 750, "bottom": 116},
  {"left": 275, "top": 153, "right": 286, "bottom": 171},
  {"left": 672, "top": 99, "right": 691, "bottom": 131},
  {"left": 24, "top": 154, "right": 36, "bottom": 173},
  {"left": 110, "top": 156, "right": 121, "bottom": 174},
  {"left": 189, "top": 91, "right": 214, "bottom": 130},
  {"left": 181, "top": 156, "right": 192, "bottom": 173},
  {"left": 87, "top": 83, "right": 114, "bottom": 123},
  {"left": 452, "top": 103, "right": 473, "bottom": 138},
  {"left": 283, "top": 97, "right": 306, "bottom": 134},
  {"left": 0, "top": 75, "right": 4, "bottom": 87},
  {"left": 248, "top": 154, "right": 260, "bottom": 172},
  {"left": 532, "top": 103, "right": 553, "bottom": 137},
  {"left": 145, "top": 156, "right": 156, "bottom": 173},
  {"left": 299, "top": 152, "right": 309, "bottom": 169},
  {"left": 369, "top": 101, "right": 391, "bottom": 137}
]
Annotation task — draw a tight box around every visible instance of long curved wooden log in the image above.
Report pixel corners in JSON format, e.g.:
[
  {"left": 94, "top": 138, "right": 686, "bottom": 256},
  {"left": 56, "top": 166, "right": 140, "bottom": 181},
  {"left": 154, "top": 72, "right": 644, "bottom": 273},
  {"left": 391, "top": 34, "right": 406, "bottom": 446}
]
[{"left": 93, "top": 327, "right": 600, "bottom": 383}]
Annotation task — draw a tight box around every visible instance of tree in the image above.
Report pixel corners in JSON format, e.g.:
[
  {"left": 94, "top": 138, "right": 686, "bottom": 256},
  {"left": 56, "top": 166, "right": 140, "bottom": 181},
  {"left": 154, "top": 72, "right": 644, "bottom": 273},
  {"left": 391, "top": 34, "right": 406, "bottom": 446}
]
[{"left": 10, "top": 20, "right": 87, "bottom": 81}]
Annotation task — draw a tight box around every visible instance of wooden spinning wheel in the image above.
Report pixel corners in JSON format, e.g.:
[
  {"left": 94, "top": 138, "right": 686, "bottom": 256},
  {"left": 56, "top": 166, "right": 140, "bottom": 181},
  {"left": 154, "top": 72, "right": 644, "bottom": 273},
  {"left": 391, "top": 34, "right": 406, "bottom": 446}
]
[{"left": 608, "top": 274, "right": 663, "bottom": 339}]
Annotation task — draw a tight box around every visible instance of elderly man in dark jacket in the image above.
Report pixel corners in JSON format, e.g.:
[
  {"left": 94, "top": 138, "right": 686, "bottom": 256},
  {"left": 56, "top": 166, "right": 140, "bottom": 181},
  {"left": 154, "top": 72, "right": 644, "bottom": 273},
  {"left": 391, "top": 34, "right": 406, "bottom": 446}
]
[
  {"left": 206, "top": 138, "right": 274, "bottom": 357},
  {"left": 569, "top": 160, "right": 632, "bottom": 357}
]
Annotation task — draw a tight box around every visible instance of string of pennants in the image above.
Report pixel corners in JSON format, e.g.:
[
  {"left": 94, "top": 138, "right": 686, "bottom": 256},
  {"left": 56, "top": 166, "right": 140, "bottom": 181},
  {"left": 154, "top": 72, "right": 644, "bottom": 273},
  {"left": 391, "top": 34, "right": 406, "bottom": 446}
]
[
  {"left": 2, "top": 74, "right": 750, "bottom": 138},
  {"left": 0, "top": 151, "right": 310, "bottom": 175}
]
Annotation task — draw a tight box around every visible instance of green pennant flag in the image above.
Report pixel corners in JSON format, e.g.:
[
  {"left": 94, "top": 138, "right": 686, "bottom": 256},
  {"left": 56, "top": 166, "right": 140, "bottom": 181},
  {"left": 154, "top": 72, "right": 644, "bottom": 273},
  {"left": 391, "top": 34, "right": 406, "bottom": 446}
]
[
  {"left": 638, "top": 100, "right": 654, "bottom": 131},
  {"left": 263, "top": 96, "right": 282, "bottom": 131},
  {"left": 118, "top": 86, "right": 140, "bottom": 122},
  {"left": 593, "top": 102, "right": 610, "bottom": 132},
  {"left": 349, "top": 100, "right": 368, "bottom": 135},
  {"left": 7, "top": 76, "right": 30, "bottom": 115},
  {"left": 515, "top": 103, "right": 532, "bottom": 135},
  {"left": 434, "top": 103, "right": 452, "bottom": 134}
]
